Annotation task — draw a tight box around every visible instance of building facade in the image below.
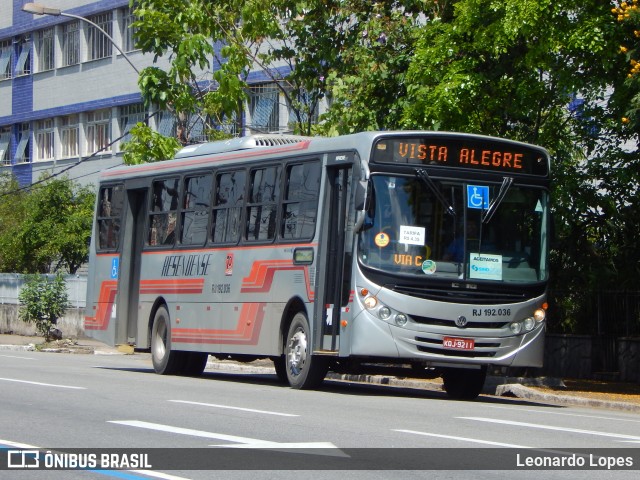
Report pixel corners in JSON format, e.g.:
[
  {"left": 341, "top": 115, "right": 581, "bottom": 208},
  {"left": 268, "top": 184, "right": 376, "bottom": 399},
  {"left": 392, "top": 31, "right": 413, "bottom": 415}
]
[{"left": 0, "top": 0, "right": 308, "bottom": 189}]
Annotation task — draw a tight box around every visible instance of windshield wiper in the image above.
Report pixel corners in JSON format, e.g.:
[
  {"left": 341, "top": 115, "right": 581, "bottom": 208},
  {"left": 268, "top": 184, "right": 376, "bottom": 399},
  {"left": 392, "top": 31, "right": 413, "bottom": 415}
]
[
  {"left": 415, "top": 168, "right": 456, "bottom": 217},
  {"left": 482, "top": 176, "right": 513, "bottom": 224}
]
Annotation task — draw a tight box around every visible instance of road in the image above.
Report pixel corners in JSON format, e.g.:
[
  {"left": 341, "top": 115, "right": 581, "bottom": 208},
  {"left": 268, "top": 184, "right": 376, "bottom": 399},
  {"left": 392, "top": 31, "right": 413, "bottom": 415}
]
[{"left": 1, "top": 350, "right": 639, "bottom": 479}]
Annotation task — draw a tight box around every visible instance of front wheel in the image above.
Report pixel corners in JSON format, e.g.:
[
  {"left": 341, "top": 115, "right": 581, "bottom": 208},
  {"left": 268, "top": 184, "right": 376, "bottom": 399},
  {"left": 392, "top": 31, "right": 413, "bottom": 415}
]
[
  {"left": 151, "top": 305, "right": 185, "bottom": 375},
  {"left": 285, "top": 312, "right": 327, "bottom": 389},
  {"left": 442, "top": 367, "right": 487, "bottom": 400}
]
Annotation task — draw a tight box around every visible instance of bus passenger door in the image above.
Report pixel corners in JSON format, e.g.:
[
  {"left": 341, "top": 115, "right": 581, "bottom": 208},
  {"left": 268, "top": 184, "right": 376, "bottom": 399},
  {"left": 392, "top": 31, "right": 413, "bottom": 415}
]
[
  {"left": 115, "top": 188, "right": 146, "bottom": 346},
  {"left": 313, "top": 159, "right": 355, "bottom": 353}
]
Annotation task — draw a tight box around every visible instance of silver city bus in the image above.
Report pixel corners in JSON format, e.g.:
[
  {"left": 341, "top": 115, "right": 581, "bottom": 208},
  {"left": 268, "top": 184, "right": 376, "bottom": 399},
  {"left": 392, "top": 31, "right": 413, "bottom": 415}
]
[{"left": 85, "top": 131, "right": 550, "bottom": 399}]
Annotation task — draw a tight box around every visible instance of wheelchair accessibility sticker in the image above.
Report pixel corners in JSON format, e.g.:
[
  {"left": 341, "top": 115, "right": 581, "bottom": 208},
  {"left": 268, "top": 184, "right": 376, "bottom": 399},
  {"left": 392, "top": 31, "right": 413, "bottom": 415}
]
[
  {"left": 467, "top": 185, "right": 489, "bottom": 209},
  {"left": 111, "top": 257, "right": 119, "bottom": 279}
]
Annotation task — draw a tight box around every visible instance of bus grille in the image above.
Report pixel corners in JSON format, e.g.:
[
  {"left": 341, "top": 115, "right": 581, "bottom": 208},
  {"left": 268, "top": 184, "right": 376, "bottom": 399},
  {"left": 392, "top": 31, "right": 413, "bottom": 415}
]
[
  {"left": 390, "top": 284, "right": 528, "bottom": 304},
  {"left": 410, "top": 315, "right": 509, "bottom": 329}
]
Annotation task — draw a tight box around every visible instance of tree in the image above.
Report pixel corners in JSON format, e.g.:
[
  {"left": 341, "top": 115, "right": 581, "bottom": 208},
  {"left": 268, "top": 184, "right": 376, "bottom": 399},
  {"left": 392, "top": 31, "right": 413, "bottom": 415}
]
[
  {"left": 0, "top": 176, "right": 95, "bottom": 274},
  {"left": 19, "top": 273, "right": 70, "bottom": 342},
  {"left": 0, "top": 173, "right": 28, "bottom": 271}
]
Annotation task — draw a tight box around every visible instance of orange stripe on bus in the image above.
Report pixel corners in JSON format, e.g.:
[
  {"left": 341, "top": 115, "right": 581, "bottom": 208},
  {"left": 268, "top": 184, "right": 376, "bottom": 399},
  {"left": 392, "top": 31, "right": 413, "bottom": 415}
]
[{"left": 84, "top": 280, "right": 118, "bottom": 330}]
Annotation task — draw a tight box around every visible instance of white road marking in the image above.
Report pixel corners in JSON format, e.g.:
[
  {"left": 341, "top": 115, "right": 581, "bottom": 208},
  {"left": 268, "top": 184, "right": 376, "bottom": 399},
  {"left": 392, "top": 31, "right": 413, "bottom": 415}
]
[
  {"left": 0, "top": 354, "right": 35, "bottom": 360},
  {"left": 109, "top": 420, "right": 344, "bottom": 455},
  {"left": 0, "top": 377, "right": 85, "bottom": 389},
  {"left": 0, "top": 438, "right": 191, "bottom": 480},
  {"left": 394, "top": 429, "right": 529, "bottom": 448},
  {"left": 169, "top": 399, "right": 299, "bottom": 417},
  {"left": 485, "top": 405, "right": 640, "bottom": 423},
  {"left": 459, "top": 417, "right": 640, "bottom": 442}
]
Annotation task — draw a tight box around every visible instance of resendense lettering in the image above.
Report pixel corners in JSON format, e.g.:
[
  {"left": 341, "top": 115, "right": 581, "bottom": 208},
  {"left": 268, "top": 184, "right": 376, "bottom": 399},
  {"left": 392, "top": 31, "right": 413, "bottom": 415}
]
[{"left": 161, "top": 254, "right": 212, "bottom": 277}]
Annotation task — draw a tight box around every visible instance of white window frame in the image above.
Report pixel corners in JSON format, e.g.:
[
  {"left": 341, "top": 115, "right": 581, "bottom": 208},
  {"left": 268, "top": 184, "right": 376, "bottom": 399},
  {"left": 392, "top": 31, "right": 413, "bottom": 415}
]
[
  {"left": 0, "top": 39, "right": 13, "bottom": 80},
  {"left": 36, "top": 28, "right": 55, "bottom": 72},
  {"left": 61, "top": 114, "right": 79, "bottom": 158},
  {"left": 87, "top": 12, "right": 113, "bottom": 61},
  {"left": 15, "top": 37, "right": 32, "bottom": 76},
  {"left": 15, "top": 123, "right": 31, "bottom": 164},
  {"left": 0, "top": 126, "right": 11, "bottom": 165},
  {"left": 35, "top": 119, "right": 55, "bottom": 161},
  {"left": 62, "top": 21, "right": 80, "bottom": 67},
  {"left": 86, "top": 109, "right": 112, "bottom": 154},
  {"left": 121, "top": 7, "right": 139, "bottom": 53},
  {"left": 119, "top": 103, "right": 146, "bottom": 143}
]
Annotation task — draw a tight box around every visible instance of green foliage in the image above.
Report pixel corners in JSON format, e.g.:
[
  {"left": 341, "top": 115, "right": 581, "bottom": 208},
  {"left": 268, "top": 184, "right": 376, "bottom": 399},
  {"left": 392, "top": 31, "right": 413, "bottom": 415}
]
[
  {"left": 121, "top": 123, "right": 182, "bottom": 165},
  {"left": 0, "top": 175, "right": 95, "bottom": 274},
  {"left": 18, "top": 273, "right": 70, "bottom": 341}
]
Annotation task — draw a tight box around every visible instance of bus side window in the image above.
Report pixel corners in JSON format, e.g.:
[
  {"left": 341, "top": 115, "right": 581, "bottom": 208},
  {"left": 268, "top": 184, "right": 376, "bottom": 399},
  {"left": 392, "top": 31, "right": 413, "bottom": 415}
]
[
  {"left": 246, "top": 165, "right": 281, "bottom": 241},
  {"left": 97, "top": 184, "right": 124, "bottom": 251},
  {"left": 282, "top": 161, "right": 321, "bottom": 241},
  {"left": 148, "top": 178, "right": 180, "bottom": 246},
  {"left": 212, "top": 170, "right": 246, "bottom": 244},
  {"left": 181, "top": 174, "right": 212, "bottom": 246}
]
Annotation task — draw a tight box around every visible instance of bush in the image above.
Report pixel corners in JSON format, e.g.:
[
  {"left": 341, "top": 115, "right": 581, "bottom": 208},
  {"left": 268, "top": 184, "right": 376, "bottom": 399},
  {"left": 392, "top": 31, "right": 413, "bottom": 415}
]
[{"left": 18, "top": 273, "right": 70, "bottom": 341}]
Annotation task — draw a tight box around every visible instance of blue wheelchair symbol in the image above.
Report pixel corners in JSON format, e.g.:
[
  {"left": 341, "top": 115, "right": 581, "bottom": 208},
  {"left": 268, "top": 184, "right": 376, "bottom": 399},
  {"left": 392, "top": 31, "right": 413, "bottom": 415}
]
[
  {"left": 111, "top": 257, "right": 119, "bottom": 279},
  {"left": 467, "top": 185, "right": 489, "bottom": 209}
]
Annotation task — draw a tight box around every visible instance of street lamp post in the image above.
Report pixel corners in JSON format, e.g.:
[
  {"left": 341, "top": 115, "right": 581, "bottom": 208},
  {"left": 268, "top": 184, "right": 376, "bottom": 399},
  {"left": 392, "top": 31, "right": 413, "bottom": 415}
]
[{"left": 22, "top": 2, "right": 140, "bottom": 74}]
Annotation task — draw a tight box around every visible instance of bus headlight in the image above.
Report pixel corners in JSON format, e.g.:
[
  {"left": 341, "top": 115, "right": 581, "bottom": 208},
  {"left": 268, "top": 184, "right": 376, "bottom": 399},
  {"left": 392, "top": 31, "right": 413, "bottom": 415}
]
[
  {"left": 378, "top": 306, "right": 391, "bottom": 320},
  {"left": 394, "top": 314, "right": 408, "bottom": 326},
  {"left": 509, "top": 322, "right": 522, "bottom": 334},
  {"left": 364, "top": 296, "right": 378, "bottom": 309},
  {"left": 533, "top": 308, "right": 546, "bottom": 322},
  {"left": 523, "top": 317, "right": 536, "bottom": 332}
]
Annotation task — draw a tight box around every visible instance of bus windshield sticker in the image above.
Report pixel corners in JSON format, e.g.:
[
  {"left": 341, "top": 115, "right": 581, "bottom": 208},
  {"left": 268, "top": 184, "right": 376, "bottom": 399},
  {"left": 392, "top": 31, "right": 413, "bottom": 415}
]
[
  {"left": 399, "top": 225, "right": 425, "bottom": 246},
  {"left": 469, "top": 253, "right": 502, "bottom": 280},
  {"left": 422, "top": 259, "right": 437, "bottom": 275},
  {"left": 467, "top": 185, "right": 490, "bottom": 209},
  {"left": 374, "top": 232, "right": 391, "bottom": 247}
]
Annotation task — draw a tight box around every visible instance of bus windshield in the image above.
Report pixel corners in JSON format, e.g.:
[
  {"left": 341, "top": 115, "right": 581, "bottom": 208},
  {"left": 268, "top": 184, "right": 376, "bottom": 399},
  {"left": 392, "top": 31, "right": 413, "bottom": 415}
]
[{"left": 358, "top": 174, "right": 549, "bottom": 283}]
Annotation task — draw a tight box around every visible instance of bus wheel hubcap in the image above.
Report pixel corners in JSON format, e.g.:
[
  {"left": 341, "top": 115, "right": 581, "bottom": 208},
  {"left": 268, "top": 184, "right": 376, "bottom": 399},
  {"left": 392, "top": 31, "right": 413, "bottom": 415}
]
[{"left": 288, "top": 329, "right": 307, "bottom": 376}]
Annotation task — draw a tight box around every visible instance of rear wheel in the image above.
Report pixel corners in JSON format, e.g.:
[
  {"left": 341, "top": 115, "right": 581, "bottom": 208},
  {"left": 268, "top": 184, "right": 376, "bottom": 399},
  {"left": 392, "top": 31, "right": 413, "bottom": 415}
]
[
  {"left": 151, "top": 306, "right": 185, "bottom": 375},
  {"left": 442, "top": 367, "right": 487, "bottom": 400},
  {"left": 285, "top": 312, "right": 327, "bottom": 389}
]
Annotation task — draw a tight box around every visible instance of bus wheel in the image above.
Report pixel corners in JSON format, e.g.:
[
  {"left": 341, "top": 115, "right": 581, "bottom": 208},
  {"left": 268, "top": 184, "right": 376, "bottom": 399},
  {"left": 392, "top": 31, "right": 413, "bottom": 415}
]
[
  {"left": 151, "top": 306, "right": 184, "bottom": 375},
  {"left": 272, "top": 356, "right": 288, "bottom": 383},
  {"left": 442, "top": 367, "right": 487, "bottom": 400},
  {"left": 182, "top": 352, "right": 208, "bottom": 376},
  {"left": 285, "top": 312, "right": 327, "bottom": 389}
]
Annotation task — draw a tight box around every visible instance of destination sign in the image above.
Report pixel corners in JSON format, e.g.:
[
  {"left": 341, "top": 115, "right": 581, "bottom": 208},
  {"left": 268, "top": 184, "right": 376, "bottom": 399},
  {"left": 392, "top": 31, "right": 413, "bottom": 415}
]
[{"left": 372, "top": 136, "right": 549, "bottom": 176}]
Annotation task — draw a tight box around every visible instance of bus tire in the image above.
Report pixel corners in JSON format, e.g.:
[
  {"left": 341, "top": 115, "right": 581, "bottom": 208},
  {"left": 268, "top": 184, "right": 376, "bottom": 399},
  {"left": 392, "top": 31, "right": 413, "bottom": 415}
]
[
  {"left": 442, "top": 367, "right": 487, "bottom": 400},
  {"left": 151, "top": 305, "right": 184, "bottom": 375},
  {"left": 182, "top": 352, "right": 208, "bottom": 376},
  {"left": 285, "top": 312, "right": 327, "bottom": 389},
  {"left": 272, "top": 356, "right": 288, "bottom": 383}
]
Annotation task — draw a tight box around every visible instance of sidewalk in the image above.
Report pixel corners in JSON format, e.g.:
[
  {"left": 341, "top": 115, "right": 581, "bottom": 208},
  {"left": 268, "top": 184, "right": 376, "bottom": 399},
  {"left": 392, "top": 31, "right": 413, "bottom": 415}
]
[{"left": 1, "top": 334, "right": 639, "bottom": 412}]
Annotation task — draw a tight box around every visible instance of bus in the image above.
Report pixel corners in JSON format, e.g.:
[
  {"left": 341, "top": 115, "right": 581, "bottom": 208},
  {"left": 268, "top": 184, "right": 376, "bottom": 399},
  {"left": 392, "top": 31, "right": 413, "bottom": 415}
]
[{"left": 84, "top": 131, "right": 550, "bottom": 400}]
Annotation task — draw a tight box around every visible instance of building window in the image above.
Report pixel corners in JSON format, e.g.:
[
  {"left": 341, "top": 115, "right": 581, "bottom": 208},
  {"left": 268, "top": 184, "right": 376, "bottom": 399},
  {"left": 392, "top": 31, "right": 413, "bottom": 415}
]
[
  {"left": 248, "top": 83, "right": 280, "bottom": 133},
  {"left": 15, "top": 37, "right": 32, "bottom": 76},
  {"left": 119, "top": 103, "right": 146, "bottom": 143},
  {"left": 87, "top": 12, "right": 113, "bottom": 61},
  {"left": 62, "top": 22, "right": 80, "bottom": 66},
  {"left": 0, "top": 40, "right": 12, "bottom": 80},
  {"left": 0, "top": 126, "right": 10, "bottom": 165},
  {"left": 86, "top": 109, "right": 112, "bottom": 154},
  {"left": 36, "top": 28, "right": 55, "bottom": 72},
  {"left": 15, "top": 123, "right": 31, "bottom": 164},
  {"left": 61, "top": 115, "right": 79, "bottom": 158},
  {"left": 121, "top": 8, "right": 138, "bottom": 53},
  {"left": 35, "top": 119, "right": 54, "bottom": 161}
]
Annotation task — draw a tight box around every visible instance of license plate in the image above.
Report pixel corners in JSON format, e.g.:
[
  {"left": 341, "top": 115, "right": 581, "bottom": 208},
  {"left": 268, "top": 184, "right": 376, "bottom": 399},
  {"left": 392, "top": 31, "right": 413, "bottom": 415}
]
[{"left": 443, "top": 336, "right": 475, "bottom": 351}]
